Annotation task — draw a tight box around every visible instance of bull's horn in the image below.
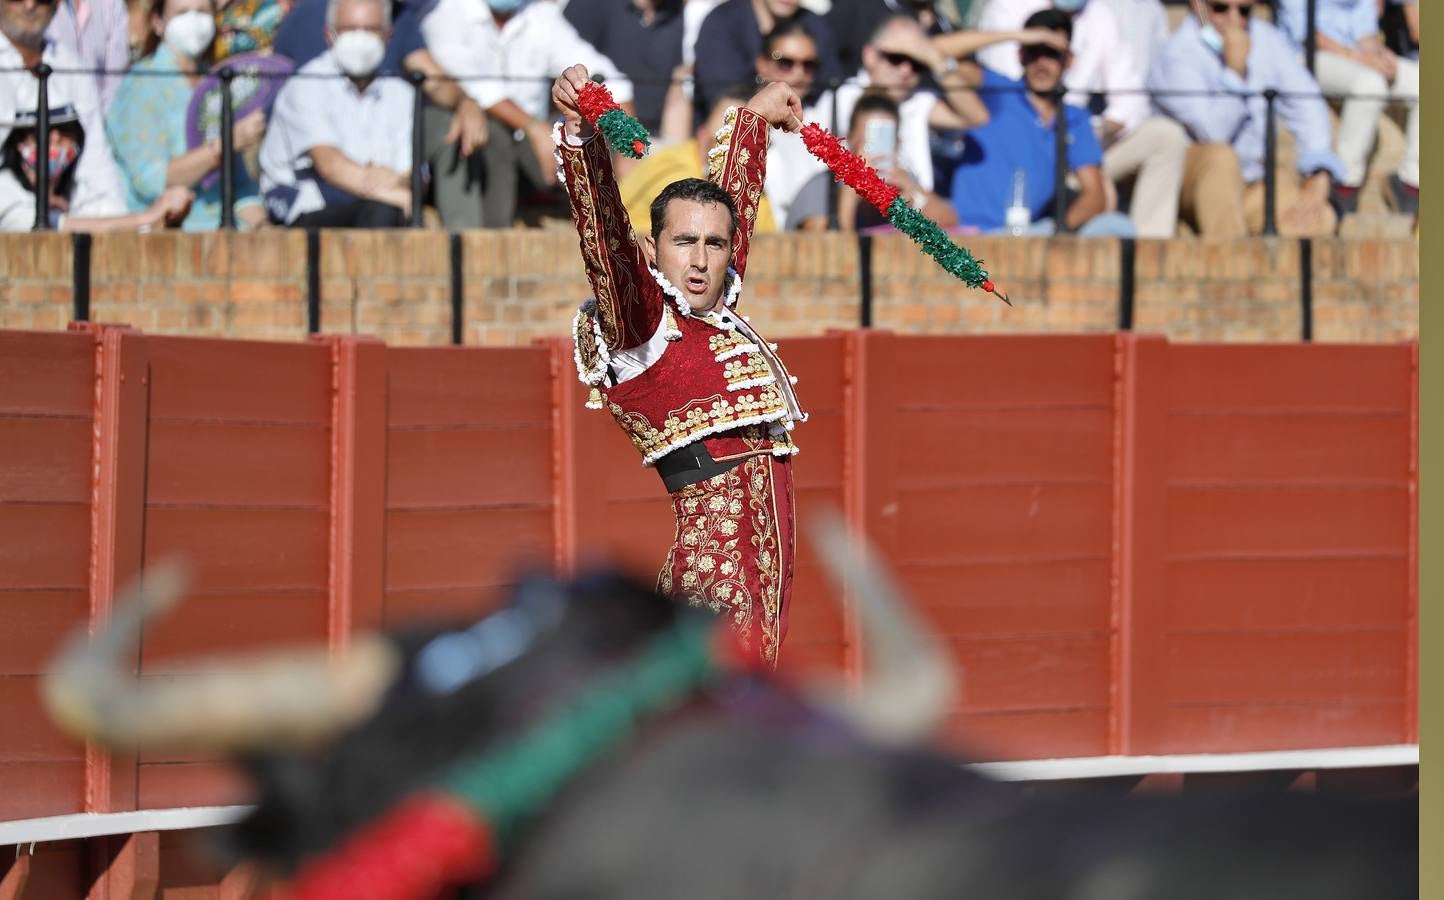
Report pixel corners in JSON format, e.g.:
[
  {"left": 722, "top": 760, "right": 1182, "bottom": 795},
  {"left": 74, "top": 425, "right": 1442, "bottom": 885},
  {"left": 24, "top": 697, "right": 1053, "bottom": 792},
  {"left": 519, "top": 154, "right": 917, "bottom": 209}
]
[
  {"left": 808, "top": 510, "right": 956, "bottom": 743},
  {"left": 43, "top": 562, "right": 399, "bottom": 751}
]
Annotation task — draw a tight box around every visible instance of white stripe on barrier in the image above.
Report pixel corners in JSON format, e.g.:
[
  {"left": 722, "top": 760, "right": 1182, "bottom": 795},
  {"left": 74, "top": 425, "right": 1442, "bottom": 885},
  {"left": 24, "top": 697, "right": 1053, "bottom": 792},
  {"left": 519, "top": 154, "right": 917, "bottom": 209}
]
[{"left": 0, "top": 744, "right": 1418, "bottom": 846}]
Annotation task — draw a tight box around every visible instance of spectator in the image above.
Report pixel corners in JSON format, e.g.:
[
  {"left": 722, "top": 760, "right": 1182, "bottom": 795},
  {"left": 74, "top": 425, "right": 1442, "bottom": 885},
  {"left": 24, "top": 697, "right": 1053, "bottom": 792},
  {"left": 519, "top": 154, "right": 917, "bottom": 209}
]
[
  {"left": 693, "top": 0, "right": 842, "bottom": 119},
  {"left": 213, "top": 0, "right": 285, "bottom": 59},
  {"left": 827, "top": 0, "right": 957, "bottom": 72},
  {"left": 259, "top": 0, "right": 415, "bottom": 227},
  {"left": 1278, "top": 0, "right": 1418, "bottom": 215},
  {"left": 972, "top": 0, "right": 1188, "bottom": 237},
  {"left": 0, "top": 0, "right": 134, "bottom": 222},
  {"left": 754, "top": 19, "right": 827, "bottom": 228},
  {"left": 44, "top": 0, "right": 131, "bottom": 109},
  {"left": 1148, "top": 0, "right": 1345, "bottom": 236},
  {"left": 106, "top": 0, "right": 267, "bottom": 229},
  {"left": 618, "top": 88, "right": 779, "bottom": 235},
  {"left": 564, "top": 0, "right": 685, "bottom": 134},
  {"left": 949, "top": 10, "right": 1134, "bottom": 236},
  {"left": 273, "top": 0, "right": 489, "bottom": 229},
  {"left": 834, "top": 15, "right": 990, "bottom": 200},
  {"left": 791, "top": 89, "right": 958, "bottom": 231},
  {"left": 421, "top": 0, "right": 635, "bottom": 226},
  {"left": 0, "top": 102, "right": 192, "bottom": 230}
]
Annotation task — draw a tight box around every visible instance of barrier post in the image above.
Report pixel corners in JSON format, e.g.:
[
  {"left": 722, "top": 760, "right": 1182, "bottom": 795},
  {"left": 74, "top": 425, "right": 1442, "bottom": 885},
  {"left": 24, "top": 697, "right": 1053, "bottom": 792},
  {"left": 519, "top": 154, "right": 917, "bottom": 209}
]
[
  {"left": 32, "top": 63, "right": 51, "bottom": 231},
  {"left": 408, "top": 69, "right": 426, "bottom": 228},
  {"left": 219, "top": 67, "right": 236, "bottom": 230},
  {"left": 1053, "top": 86, "right": 1069, "bottom": 233},
  {"left": 1263, "top": 89, "right": 1278, "bottom": 236}
]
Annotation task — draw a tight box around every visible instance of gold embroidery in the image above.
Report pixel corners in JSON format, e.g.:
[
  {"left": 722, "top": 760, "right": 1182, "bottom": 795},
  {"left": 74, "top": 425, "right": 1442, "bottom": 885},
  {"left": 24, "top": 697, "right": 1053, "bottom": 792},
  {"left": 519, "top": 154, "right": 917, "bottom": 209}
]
[
  {"left": 746, "top": 456, "right": 782, "bottom": 663},
  {"left": 606, "top": 385, "right": 790, "bottom": 464}
]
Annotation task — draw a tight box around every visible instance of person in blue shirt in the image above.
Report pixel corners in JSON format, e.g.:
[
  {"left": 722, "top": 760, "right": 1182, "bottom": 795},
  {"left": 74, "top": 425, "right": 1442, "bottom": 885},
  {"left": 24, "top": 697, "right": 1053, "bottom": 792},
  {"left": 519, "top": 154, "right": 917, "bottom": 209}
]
[
  {"left": 948, "top": 8, "right": 1133, "bottom": 236},
  {"left": 1276, "top": 0, "right": 1417, "bottom": 216},
  {"left": 1147, "top": 0, "right": 1345, "bottom": 236}
]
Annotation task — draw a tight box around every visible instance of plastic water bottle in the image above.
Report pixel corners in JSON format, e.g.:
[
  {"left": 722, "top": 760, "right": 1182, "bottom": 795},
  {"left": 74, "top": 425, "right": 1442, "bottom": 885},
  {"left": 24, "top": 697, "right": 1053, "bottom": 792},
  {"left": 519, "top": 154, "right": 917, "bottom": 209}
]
[{"left": 1005, "top": 169, "right": 1030, "bottom": 236}]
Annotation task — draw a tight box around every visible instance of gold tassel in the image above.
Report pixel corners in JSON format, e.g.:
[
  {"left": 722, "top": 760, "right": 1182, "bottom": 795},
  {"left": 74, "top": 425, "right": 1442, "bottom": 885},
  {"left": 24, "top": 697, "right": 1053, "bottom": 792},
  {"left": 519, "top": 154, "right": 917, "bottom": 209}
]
[{"left": 586, "top": 387, "right": 605, "bottom": 410}]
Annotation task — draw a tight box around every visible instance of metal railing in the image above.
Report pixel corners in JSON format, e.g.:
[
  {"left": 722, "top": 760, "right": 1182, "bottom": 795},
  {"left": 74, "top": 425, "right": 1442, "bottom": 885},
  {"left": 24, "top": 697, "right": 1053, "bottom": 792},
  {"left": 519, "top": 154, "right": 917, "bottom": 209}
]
[{"left": 3, "top": 65, "right": 1417, "bottom": 238}]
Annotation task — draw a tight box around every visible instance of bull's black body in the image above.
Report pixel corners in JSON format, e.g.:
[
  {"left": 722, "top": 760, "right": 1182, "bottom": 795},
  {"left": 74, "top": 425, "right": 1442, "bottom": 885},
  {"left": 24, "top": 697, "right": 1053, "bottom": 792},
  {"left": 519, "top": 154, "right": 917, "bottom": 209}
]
[{"left": 225, "top": 574, "right": 1417, "bottom": 899}]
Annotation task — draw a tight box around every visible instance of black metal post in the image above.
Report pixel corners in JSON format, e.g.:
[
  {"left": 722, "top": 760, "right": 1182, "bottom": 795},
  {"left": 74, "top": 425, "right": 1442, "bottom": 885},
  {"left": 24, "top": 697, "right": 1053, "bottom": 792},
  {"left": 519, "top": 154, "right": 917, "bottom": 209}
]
[
  {"left": 32, "top": 63, "right": 51, "bottom": 231},
  {"left": 1262, "top": 88, "right": 1278, "bottom": 237},
  {"left": 409, "top": 69, "right": 426, "bottom": 228},
  {"left": 1305, "top": 0, "right": 1318, "bottom": 74},
  {"left": 219, "top": 67, "right": 236, "bottom": 230},
  {"left": 1299, "top": 237, "right": 1313, "bottom": 342},
  {"left": 306, "top": 229, "right": 321, "bottom": 334},
  {"left": 827, "top": 79, "right": 842, "bottom": 230},
  {"left": 857, "top": 234, "right": 874, "bottom": 328},
  {"left": 449, "top": 231, "right": 464, "bottom": 345},
  {"left": 1053, "top": 86, "right": 1069, "bottom": 233},
  {"left": 71, "top": 232, "right": 91, "bottom": 322},
  {"left": 1118, "top": 237, "right": 1135, "bottom": 331}
]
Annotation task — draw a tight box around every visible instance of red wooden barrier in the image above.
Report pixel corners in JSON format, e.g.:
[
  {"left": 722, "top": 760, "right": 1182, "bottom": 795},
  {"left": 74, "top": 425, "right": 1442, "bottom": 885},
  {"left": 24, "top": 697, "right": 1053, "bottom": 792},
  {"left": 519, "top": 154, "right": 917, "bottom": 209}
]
[{"left": 0, "top": 327, "right": 1418, "bottom": 827}]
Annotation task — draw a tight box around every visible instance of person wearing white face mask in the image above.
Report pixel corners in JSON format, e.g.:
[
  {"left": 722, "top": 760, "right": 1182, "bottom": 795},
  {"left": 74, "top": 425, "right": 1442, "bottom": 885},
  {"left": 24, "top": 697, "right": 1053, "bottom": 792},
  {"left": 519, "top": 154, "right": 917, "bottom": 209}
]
[
  {"left": 106, "top": 0, "right": 268, "bottom": 229},
  {"left": 259, "top": 0, "right": 415, "bottom": 226}
]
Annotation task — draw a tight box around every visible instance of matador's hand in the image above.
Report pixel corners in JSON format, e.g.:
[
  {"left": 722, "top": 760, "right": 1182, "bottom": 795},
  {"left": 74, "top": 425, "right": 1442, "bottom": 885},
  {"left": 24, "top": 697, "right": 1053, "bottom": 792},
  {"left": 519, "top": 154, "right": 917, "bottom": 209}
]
[
  {"left": 552, "top": 64, "right": 593, "bottom": 138},
  {"left": 746, "top": 82, "right": 804, "bottom": 133}
]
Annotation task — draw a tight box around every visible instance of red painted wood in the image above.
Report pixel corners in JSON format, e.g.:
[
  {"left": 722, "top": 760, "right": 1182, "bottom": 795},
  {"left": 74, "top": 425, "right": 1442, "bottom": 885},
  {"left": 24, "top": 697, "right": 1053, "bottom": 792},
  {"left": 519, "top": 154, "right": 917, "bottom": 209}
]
[
  {"left": 0, "top": 852, "right": 31, "bottom": 900},
  {"left": 0, "top": 761, "right": 85, "bottom": 820},
  {"left": 0, "top": 329, "right": 93, "bottom": 416},
  {"left": 386, "top": 347, "right": 551, "bottom": 428},
  {"left": 0, "top": 590, "right": 88, "bottom": 675},
  {"left": 88, "top": 831, "right": 159, "bottom": 900},
  {"left": 145, "top": 421, "right": 330, "bottom": 509},
  {"left": 0, "top": 417, "right": 92, "bottom": 504},
  {"left": 136, "top": 762, "right": 250, "bottom": 811},
  {"left": 145, "top": 338, "right": 330, "bottom": 425}
]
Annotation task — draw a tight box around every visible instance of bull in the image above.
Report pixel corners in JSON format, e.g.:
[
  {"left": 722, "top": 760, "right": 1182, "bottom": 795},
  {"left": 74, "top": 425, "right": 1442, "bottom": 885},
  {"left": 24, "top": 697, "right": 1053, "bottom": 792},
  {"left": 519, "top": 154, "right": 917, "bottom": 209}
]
[{"left": 43, "top": 518, "right": 1416, "bottom": 899}]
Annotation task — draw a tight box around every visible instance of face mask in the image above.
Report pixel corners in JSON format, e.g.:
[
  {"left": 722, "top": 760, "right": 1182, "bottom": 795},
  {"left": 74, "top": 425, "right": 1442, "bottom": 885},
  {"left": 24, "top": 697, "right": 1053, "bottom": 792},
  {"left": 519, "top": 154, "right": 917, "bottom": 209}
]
[
  {"left": 1053, "top": 0, "right": 1086, "bottom": 11},
  {"left": 20, "top": 140, "right": 80, "bottom": 182},
  {"left": 164, "top": 10, "right": 216, "bottom": 59},
  {"left": 485, "top": 0, "right": 525, "bottom": 12},
  {"left": 1198, "top": 21, "right": 1224, "bottom": 54},
  {"left": 332, "top": 29, "right": 385, "bottom": 76}
]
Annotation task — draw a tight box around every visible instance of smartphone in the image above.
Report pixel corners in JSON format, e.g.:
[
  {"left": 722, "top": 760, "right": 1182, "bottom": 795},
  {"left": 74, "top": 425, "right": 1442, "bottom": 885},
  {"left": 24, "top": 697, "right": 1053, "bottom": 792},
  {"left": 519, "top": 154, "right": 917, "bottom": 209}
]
[{"left": 862, "top": 118, "right": 898, "bottom": 161}]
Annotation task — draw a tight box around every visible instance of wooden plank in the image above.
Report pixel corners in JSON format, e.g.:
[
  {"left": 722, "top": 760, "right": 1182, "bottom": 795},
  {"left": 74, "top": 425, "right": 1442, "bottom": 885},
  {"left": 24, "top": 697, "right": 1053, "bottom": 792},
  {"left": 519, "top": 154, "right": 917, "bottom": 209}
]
[
  {"left": 0, "top": 676, "right": 86, "bottom": 762},
  {"left": 136, "top": 763, "right": 250, "bottom": 811},
  {"left": 384, "top": 507, "right": 554, "bottom": 591},
  {"left": 887, "top": 335, "right": 1116, "bottom": 409},
  {"left": 1162, "top": 630, "right": 1406, "bottom": 705},
  {"left": 0, "top": 330, "right": 94, "bottom": 417},
  {"left": 0, "top": 852, "right": 30, "bottom": 900},
  {"left": 0, "top": 590, "right": 88, "bottom": 675},
  {"left": 387, "top": 347, "right": 551, "bottom": 428},
  {"left": 896, "top": 407, "right": 1113, "bottom": 487},
  {"left": 1164, "top": 485, "right": 1410, "bottom": 559},
  {"left": 943, "top": 633, "right": 1111, "bottom": 713},
  {"left": 1151, "top": 701, "right": 1406, "bottom": 754},
  {"left": 0, "top": 417, "right": 92, "bottom": 504},
  {"left": 3, "top": 842, "right": 85, "bottom": 899},
  {"left": 0, "top": 505, "right": 90, "bottom": 590},
  {"left": 939, "top": 707, "right": 1110, "bottom": 762},
  {"left": 0, "top": 761, "right": 85, "bottom": 821},
  {"left": 1167, "top": 344, "right": 1412, "bottom": 412},
  {"left": 385, "top": 424, "right": 553, "bottom": 510},
  {"left": 143, "top": 508, "right": 329, "bottom": 594},
  {"left": 89, "top": 832, "right": 159, "bottom": 900},
  {"left": 382, "top": 585, "right": 512, "bottom": 628},
  {"left": 1167, "top": 413, "right": 1410, "bottom": 484},
  {"left": 145, "top": 421, "right": 329, "bottom": 509},
  {"left": 146, "top": 337, "right": 330, "bottom": 425},
  {"left": 899, "top": 558, "right": 1111, "bottom": 634},
  {"left": 895, "top": 482, "right": 1114, "bottom": 564},
  {"left": 138, "top": 592, "right": 330, "bottom": 667},
  {"left": 1163, "top": 558, "right": 1411, "bottom": 630}
]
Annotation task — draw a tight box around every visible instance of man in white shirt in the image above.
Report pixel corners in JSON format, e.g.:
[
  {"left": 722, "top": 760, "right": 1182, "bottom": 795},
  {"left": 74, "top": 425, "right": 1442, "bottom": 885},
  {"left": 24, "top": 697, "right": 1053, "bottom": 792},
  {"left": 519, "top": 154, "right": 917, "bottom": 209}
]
[
  {"left": 259, "top": 0, "right": 415, "bottom": 227},
  {"left": 421, "top": 0, "right": 635, "bottom": 226},
  {"left": 0, "top": 0, "right": 128, "bottom": 222},
  {"left": 974, "top": 0, "right": 1188, "bottom": 237}
]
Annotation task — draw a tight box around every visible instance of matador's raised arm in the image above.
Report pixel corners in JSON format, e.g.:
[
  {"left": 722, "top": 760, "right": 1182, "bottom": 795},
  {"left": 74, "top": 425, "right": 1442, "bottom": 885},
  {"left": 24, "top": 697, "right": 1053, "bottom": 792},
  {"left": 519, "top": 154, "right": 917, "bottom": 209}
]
[
  {"left": 556, "top": 131, "right": 663, "bottom": 353},
  {"left": 705, "top": 105, "right": 772, "bottom": 280}
]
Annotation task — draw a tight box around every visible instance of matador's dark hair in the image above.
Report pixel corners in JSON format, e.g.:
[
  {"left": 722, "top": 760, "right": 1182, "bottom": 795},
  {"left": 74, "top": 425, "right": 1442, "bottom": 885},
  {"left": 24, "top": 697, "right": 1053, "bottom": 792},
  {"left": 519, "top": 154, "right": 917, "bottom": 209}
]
[{"left": 649, "top": 178, "right": 740, "bottom": 244}]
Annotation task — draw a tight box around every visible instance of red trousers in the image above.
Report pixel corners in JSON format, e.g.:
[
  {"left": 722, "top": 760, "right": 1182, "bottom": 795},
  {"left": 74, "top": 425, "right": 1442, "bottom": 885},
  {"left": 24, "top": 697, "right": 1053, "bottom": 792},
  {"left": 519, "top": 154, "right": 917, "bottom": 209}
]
[{"left": 658, "top": 454, "right": 796, "bottom": 668}]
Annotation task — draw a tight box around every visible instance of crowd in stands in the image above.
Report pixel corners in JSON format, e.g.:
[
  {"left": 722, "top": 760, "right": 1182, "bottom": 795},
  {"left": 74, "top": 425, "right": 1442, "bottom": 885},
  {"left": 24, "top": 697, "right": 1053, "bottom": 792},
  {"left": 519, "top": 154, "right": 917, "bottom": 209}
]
[{"left": 0, "top": 0, "right": 1420, "bottom": 235}]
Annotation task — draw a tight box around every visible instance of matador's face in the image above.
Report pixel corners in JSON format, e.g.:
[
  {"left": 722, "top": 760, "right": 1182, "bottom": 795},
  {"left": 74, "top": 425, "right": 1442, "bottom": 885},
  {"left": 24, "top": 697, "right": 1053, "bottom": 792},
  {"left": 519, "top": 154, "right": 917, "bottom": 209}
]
[{"left": 646, "top": 199, "right": 735, "bottom": 314}]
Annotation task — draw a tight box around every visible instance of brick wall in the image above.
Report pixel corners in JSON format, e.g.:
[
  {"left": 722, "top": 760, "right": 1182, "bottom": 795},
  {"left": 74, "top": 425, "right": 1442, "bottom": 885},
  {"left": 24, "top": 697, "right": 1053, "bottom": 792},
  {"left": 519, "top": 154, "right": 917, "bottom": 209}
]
[{"left": 0, "top": 230, "right": 1418, "bottom": 344}]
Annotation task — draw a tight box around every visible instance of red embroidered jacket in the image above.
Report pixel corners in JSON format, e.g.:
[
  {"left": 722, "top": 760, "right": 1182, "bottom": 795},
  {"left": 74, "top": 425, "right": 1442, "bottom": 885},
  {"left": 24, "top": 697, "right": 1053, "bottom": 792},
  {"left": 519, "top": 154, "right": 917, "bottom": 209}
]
[{"left": 561, "top": 106, "right": 806, "bottom": 469}]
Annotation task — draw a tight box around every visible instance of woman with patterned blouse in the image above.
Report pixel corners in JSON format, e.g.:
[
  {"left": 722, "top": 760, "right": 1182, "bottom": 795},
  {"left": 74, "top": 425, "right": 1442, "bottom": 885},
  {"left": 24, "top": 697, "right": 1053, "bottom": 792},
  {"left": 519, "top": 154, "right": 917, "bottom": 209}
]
[{"left": 106, "top": 0, "right": 268, "bottom": 229}]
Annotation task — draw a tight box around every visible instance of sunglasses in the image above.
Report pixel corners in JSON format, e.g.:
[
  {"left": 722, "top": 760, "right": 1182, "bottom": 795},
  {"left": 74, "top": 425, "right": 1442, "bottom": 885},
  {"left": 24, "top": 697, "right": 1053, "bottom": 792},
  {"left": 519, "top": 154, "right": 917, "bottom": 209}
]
[
  {"left": 770, "top": 53, "right": 818, "bottom": 73},
  {"left": 1208, "top": 1, "right": 1253, "bottom": 14},
  {"left": 1021, "top": 44, "right": 1065, "bottom": 63},
  {"left": 879, "top": 50, "right": 920, "bottom": 70}
]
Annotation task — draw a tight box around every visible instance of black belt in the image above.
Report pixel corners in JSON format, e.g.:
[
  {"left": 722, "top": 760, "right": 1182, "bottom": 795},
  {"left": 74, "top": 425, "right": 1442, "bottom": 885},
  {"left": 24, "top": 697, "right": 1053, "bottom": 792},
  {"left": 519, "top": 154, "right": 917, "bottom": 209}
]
[{"left": 654, "top": 441, "right": 747, "bottom": 493}]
